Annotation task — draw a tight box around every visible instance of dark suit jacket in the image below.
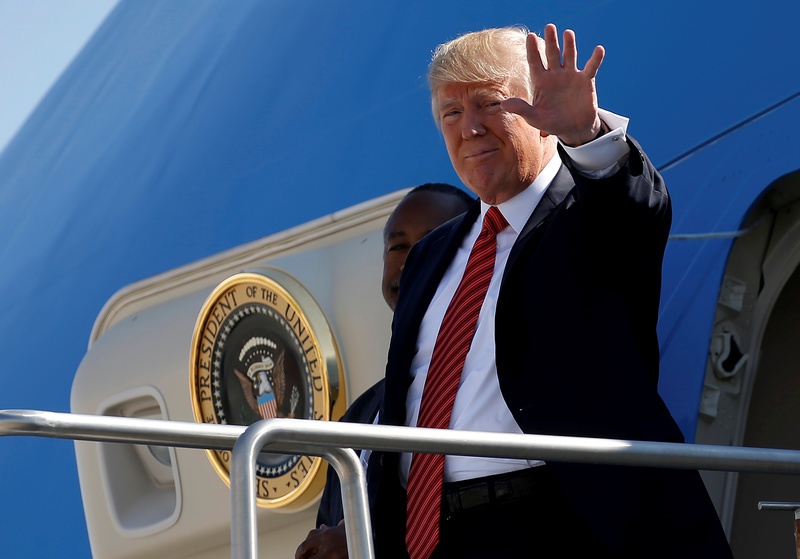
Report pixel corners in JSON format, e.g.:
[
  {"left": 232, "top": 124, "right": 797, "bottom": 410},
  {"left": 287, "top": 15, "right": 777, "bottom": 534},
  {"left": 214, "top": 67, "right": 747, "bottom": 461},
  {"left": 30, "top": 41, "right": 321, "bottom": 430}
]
[
  {"left": 372, "top": 139, "right": 732, "bottom": 558},
  {"left": 316, "top": 379, "right": 384, "bottom": 528}
]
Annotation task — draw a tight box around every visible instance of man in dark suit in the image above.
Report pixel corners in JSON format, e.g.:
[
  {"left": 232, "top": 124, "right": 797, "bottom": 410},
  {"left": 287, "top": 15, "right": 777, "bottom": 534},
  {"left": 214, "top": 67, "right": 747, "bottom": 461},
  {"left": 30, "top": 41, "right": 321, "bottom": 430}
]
[
  {"left": 296, "top": 183, "right": 473, "bottom": 559},
  {"left": 372, "top": 23, "right": 733, "bottom": 558}
]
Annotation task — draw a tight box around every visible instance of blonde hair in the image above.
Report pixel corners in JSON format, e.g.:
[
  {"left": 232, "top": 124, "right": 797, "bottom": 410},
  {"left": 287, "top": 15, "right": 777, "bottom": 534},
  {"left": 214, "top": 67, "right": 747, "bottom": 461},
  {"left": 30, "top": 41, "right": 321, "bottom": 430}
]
[{"left": 427, "top": 26, "right": 546, "bottom": 124}]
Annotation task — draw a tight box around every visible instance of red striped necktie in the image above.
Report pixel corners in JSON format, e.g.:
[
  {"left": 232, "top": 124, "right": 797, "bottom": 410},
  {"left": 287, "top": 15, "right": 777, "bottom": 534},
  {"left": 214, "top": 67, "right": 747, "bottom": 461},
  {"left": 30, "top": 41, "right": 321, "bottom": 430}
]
[{"left": 405, "top": 206, "right": 508, "bottom": 559}]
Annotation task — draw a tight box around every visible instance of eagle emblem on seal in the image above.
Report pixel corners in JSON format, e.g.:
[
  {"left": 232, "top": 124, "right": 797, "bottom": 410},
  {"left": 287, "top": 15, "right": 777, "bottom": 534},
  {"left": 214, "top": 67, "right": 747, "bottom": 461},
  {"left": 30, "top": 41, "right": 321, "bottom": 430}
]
[{"left": 233, "top": 337, "right": 301, "bottom": 420}]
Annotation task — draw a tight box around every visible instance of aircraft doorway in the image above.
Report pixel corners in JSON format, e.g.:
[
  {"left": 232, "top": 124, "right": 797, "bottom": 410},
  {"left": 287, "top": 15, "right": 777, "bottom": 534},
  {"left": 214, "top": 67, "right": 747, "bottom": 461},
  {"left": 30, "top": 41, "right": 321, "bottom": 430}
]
[
  {"left": 695, "top": 170, "right": 800, "bottom": 558},
  {"left": 729, "top": 264, "right": 800, "bottom": 558}
]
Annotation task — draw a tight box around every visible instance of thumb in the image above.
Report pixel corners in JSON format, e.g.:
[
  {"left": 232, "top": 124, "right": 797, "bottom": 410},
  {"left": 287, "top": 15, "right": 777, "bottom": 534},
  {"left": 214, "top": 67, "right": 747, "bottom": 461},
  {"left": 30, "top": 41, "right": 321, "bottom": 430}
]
[
  {"left": 501, "top": 97, "right": 533, "bottom": 118},
  {"left": 501, "top": 97, "right": 549, "bottom": 137}
]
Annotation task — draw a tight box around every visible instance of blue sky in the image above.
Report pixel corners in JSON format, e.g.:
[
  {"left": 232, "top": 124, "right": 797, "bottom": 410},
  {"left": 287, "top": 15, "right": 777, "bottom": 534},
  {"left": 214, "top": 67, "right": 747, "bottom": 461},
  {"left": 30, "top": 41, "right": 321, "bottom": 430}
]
[{"left": 0, "top": 0, "right": 118, "bottom": 152}]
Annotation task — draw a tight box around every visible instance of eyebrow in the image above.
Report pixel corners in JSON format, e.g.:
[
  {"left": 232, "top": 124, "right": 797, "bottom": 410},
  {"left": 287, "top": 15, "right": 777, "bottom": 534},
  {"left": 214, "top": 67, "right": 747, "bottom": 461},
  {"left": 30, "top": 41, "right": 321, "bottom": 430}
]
[
  {"left": 384, "top": 229, "right": 409, "bottom": 243},
  {"left": 437, "top": 98, "right": 460, "bottom": 113},
  {"left": 437, "top": 86, "right": 506, "bottom": 113}
]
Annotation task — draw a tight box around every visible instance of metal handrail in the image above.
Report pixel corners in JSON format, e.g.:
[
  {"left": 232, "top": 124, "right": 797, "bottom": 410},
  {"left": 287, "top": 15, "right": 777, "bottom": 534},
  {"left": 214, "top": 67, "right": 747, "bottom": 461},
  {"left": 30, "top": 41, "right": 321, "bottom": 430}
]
[
  {"left": 232, "top": 419, "right": 800, "bottom": 559},
  {"left": 5, "top": 409, "right": 800, "bottom": 559}
]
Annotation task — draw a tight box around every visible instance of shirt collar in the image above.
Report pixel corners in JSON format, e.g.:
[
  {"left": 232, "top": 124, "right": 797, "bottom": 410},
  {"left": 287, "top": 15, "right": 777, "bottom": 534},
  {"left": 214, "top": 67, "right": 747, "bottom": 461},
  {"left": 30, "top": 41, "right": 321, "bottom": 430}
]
[{"left": 479, "top": 153, "right": 561, "bottom": 234}]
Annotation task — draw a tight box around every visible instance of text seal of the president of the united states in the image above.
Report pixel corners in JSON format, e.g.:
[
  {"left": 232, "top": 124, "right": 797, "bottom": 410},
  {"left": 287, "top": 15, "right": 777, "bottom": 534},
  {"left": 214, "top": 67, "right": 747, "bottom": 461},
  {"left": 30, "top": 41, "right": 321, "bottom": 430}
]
[{"left": 190, "top": 268, "right": 345, "bottom": 510}]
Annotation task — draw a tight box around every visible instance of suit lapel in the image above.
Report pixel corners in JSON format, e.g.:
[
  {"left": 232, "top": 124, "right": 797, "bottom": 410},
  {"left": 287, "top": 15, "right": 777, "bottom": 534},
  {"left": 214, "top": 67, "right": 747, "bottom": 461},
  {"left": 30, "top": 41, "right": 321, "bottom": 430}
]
[{"left": 505, "top": 164, "right": 574, "bottom": 274}]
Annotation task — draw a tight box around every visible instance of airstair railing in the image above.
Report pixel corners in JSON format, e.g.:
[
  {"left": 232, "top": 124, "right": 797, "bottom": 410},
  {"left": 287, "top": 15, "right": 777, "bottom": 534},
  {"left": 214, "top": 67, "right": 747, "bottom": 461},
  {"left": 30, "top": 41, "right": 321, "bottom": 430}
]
[
  {"left": 232, "top": 418, "right": 800, "bottom": 559},
  {"left": 4, "top": 409, "right": 800, "bottom": 559},
  {"left": 758, "top": 501, "right": 800, "bottom": 559}
]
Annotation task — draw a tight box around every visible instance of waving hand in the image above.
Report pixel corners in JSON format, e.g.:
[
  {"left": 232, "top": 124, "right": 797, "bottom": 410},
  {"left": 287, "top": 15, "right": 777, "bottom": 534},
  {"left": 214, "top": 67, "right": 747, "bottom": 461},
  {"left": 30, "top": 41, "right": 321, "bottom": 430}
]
[{"left": 501, "top": 23, "right": 605, "bottom": 147}]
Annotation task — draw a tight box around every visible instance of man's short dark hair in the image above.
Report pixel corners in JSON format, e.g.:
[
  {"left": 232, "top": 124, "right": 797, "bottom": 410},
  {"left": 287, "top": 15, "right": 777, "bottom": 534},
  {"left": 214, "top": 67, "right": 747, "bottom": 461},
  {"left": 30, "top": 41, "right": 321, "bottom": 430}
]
[{"left": 406, "top": 183, "right": 474, "bottom": 206}]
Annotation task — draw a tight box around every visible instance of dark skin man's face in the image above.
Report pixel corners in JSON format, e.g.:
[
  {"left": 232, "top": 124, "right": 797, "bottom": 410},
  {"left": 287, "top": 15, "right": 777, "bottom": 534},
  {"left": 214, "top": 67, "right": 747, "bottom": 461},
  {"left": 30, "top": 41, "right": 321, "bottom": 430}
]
[{"left": 382, "top": 190, "right": 470, "bottom": 310}]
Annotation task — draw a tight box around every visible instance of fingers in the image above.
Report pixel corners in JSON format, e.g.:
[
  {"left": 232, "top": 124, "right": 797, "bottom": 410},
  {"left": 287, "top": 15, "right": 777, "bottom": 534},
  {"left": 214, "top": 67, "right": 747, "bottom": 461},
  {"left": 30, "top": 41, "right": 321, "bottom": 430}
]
[
  {"left": 295, "top": 541, "right": 315, "bottom": 559},
  {"left": 583, "top": 44, "right": 605, "bottom": 77},
  {"left": 296, "top": 528, "right": 323, "bottom": 558},
  {"left": 561, "top": 29, "right": 577, "bottom": 71},
  {"left": 537, "top": 23, "right": 604, "bottom": 75},
  {"left": 526, "top": 32, "right": 545, "bottom": 74},
  {"left": 543, "top": 23, "right": 562, "bottom": 70},
  {"left": 295, "top": 524, "right": 349, "bottom": 559}
]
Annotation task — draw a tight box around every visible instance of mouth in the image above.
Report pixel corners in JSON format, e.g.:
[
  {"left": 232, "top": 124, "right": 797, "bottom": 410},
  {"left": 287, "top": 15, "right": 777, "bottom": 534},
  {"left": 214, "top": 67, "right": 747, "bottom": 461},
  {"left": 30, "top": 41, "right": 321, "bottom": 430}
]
[{"left": 465, "top": 147, "right": 499, "bottom": 160}]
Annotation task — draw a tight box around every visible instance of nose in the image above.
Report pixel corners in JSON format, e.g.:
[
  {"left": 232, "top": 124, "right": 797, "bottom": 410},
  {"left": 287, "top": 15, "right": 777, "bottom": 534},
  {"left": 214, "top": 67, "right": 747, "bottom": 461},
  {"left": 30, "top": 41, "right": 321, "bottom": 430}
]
[{"left": 461, "top": 107, "right": 485, "bottom": 140}]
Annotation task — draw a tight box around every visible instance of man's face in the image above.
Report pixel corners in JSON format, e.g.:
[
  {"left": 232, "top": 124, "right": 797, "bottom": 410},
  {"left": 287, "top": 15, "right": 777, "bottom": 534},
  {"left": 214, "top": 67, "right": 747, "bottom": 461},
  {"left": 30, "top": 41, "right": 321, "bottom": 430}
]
[
  {"left": 382, "top": 191, "right": 469, "bottom": 310},
  {"left": 436, "top": 80, "right": 550, "bottom": 205}
]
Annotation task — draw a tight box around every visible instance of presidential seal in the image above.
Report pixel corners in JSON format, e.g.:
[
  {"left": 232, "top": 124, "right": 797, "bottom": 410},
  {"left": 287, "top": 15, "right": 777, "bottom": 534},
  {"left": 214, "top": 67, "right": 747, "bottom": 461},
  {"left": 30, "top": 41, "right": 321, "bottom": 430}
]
[{"left": 190, "top": 268, "right": 345, "bottom": 510}]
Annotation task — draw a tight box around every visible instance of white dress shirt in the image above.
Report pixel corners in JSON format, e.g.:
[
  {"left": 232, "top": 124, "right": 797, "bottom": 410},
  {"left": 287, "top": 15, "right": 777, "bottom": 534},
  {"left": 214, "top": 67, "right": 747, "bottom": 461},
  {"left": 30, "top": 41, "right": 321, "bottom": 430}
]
[{"left": 400, "top": 110, "right": 630, "bottom": 485}]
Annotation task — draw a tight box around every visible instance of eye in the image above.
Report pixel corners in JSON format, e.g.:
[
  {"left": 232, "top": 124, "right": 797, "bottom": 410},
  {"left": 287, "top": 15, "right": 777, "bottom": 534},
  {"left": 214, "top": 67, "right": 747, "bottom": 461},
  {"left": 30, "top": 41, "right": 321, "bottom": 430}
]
[
  {"left": 387, "top": 242, "right": 410, "bottom": 253},
  {"left": 441, "top": 109, "right": 461, "bottom": 123},
  {"left": 485, "top": 101, "right": 502, "bottom": 113}
]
